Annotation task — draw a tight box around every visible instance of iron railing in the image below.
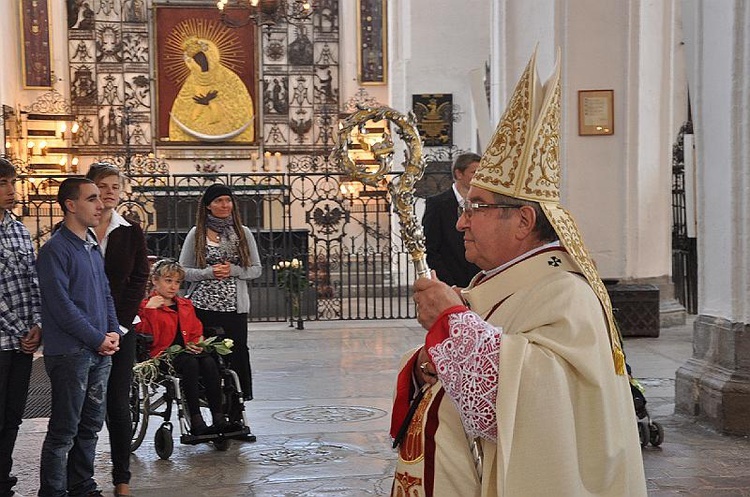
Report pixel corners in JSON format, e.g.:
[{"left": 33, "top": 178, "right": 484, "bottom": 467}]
[
  {"left": 14, "top": 167, "right": 456, "bottom": 323},
  {"left": 671, "top": 119, "right": 697, "bottom": 313}
]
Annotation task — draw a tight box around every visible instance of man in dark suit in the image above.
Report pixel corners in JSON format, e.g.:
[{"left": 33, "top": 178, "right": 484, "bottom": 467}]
[{"left": 422, "top": 153, "right": 481, "bottom": 287}]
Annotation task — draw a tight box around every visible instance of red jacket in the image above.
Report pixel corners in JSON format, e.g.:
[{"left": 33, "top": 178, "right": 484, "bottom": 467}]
[{"left": 136, "top": 295, "right": 203, "bottom": 358}]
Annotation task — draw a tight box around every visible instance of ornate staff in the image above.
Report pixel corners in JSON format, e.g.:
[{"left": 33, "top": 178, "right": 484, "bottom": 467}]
[{"left": 331, "top": 105, "right": 431, "bottom": 279}]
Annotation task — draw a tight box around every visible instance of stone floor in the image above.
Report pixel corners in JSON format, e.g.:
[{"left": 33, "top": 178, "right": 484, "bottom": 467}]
[{"left": 11, "top": 317, "right": 750, "bottom": 496}]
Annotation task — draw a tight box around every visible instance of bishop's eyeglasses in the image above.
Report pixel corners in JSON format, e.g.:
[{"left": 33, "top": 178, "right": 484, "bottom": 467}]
[{"left": 458, "top": 202, "right": 520, "bottom": 219}]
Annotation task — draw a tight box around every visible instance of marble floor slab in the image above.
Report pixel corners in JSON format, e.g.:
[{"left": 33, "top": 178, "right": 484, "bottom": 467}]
[{"left": 12, "top": 317, "right": 750, "bottom": 496}]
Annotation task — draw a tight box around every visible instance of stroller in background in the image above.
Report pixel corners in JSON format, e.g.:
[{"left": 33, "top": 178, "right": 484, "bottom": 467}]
[{"left": 627, "top": 364, "right": 664, "bottom": 447}]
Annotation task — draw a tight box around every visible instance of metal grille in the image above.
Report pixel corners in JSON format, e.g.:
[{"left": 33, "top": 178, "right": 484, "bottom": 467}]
[
  {"left": 671, "top": 117, "right": 697, "bottom": 314},
  {"left": 13, "top": 166, "right": 445, "bottom": 323},
  {"left": 23, "top": 358, "right": 51, "bottom": 419}
]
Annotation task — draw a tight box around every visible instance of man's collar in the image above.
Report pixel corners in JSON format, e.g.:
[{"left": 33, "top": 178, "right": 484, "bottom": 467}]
[
  {"left": 109, "top": 209, "right": 132, "bottom": 229},
  {"left": 0, "top": 209, "right": 13, "bottom": 226},
  {"left": 481, "top": 240, "right": 562, "bottom": 279},
  {"left": 451, "top": 183, "right": 465, "bottom": 204}
]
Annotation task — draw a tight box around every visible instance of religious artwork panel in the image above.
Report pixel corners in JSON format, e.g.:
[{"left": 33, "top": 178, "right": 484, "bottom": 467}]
[
  {"left": 264, "top": 122, "right": 289, "bottom": 148},
  {"left": 413, "top": 93, "right": 453, "bottom": 147},
  {"left": 357, "top": 0, "right": 386, "bottom": 84},
  {"left": 154, "top": 5, "right": 257, "bottom": 145},
  {"left": 289, "top": 74, "right": 314, "bottom": 108},
  {"left": 124, "top": 73, "right": 150, "bottom": 112},
  {"left": 313, "top": 0, "right": 339, "bottom": 35},
  {"left": 314, "top": 66, "right": 338, "bottom": 105},
  {"left": 70, "top": 64, "right": 98, "bottom": 107},
  {"left": 74, "top": 114, "right": 98, "bottom": 146},
  {"left": 68, "top": 0, "right": 95, "bottom": 30},
  {"left": 287, "top": 24, "right": 314, "bottom": 66},
  {"left": 314, "top": 41, "right": 338, "bottom": 66},
  {"left": 126, "top": 116, "right": 151, "bottom": 146},
  {"left": 98, "top": 105, "right": 124, "bottom": 145},
  {"left": 122, "top": 0, "right": 147, "bottom": 23},
  {"left": 94, "top": 0, "right": 119, "bottom": 22},
  {"left": 98, "top": 72, "right": 124, "bottom": 106},
  {"left": 257, "top": 0, "right": 340, "bottom": 156},
  {"left": 122, "top": 30, "right": 149, "bottom": 64},
  {"left": 263, "top": 31, "right": 288, "bottom": 65},
  {"left": 69, "top": 39, "right": 95, "bottom": 63},
  {"left": 95, "top": 22, "right": 123, "bottom": 63},
  {"left": 21, "top": 0, "right": 53, "bottom": 88},
  {"left": 263, "top": 75, "right": 289, "bottom": 115}
]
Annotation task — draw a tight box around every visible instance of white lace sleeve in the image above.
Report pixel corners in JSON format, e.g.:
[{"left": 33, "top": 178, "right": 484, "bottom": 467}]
[{"left": 428, "top": 310, "right": 502, "bottom": 441}]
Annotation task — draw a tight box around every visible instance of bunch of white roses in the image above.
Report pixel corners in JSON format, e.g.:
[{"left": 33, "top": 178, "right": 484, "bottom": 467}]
[{"left": 133, "top": 336, "right": 234, "bottom": 385}]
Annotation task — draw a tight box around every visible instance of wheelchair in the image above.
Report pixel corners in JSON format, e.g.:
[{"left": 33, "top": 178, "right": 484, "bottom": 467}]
[{"left": 129, "top": 332, "right": 256, "bottom": 460}]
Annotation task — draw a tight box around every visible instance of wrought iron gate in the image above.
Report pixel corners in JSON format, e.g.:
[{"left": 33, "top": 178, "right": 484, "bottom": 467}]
[
  {"left": 15, "top": 163, "right": 431, "bottom": 323},
  {"left": 671, "top": 119, "right": 698, "bottom": 314}
]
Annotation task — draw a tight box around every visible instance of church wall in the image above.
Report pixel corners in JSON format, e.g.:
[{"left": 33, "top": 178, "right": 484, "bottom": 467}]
[
  {"left": 389, "top": 0, "right": 491, "bottom": 153},
  {"left": 564, "top": 0, "right": 678, "bottom": 282},
  {"left": 490, "top": 0, "right": 683, "bottom": 284},
  {"left": 0, "top": 1, "right": 69, "bottom": 110},
  {"left": 0, "top": 1, "right": 22, "bottom": 107}
]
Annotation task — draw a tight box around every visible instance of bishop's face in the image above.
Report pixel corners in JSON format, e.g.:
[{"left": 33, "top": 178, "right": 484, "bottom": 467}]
[{"left": 457, "top": 186, "right": 521, "bottom": 271}]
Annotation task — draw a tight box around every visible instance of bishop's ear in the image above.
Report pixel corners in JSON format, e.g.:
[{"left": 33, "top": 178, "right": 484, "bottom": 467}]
[{"left": 515, "top": 205, "right": 538, "bottom": 240}]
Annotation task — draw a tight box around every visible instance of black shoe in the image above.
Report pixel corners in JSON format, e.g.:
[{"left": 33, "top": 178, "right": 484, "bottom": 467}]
[
  {"left": 191, "top": 421, "right": 212, "bottom": 436},
  {"left": 86, "top": 490, "right": 105, "bottom": 497}
]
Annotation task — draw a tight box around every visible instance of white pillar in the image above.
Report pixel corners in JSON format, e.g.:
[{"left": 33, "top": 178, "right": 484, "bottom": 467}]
[{"left": 675, "top": 0, "right": 750, "bottom": 435}]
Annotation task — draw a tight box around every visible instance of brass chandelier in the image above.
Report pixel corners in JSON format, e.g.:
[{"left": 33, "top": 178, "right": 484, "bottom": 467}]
[{"left": 216, "top": 0, "right": 314, "bottom": 28}]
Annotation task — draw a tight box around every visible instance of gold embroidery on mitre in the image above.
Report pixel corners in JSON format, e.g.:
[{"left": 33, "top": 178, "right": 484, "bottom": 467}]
[
  {"left": 472, "top": 53, "right": 537, "bottom": 192},
  {"left": 541, "top": 203, "right": 626, "bottom": 375},
  {"left": 524, "top": 61, "right": 561, "bottom": 201},
  {"left": 399, "top": 387, "right": 433, "bottom": 464},
  {"left": 473, "top": 48, "right": 561, "bottom": 203}
]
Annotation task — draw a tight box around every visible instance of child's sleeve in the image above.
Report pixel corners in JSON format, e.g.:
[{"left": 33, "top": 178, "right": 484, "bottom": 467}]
[{"left": 135, "top": 299, "right": 156, "bottom": 335}]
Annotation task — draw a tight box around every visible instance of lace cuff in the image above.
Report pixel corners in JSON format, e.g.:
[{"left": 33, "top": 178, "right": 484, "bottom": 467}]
[{"left": 428, "top": 310, "right": 502, "bottom": 441}]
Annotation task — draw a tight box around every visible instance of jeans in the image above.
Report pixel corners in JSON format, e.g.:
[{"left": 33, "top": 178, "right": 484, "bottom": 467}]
[
  {"left": 106, "top": 330, "right": 135, "bottom": 486},
  {"left": 195, "top": 310, "right": 253, "bottom": 400},
  {"left": 39, "top": 350, "right": 111, "bottom": 497},
  {"left": 0, "top": 350, "right": 33, "bottom": 497}
]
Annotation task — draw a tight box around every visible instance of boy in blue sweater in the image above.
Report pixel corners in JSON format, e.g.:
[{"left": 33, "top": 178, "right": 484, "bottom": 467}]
[{"left": 37, "top": 178, "right": 120, "bottom": 497}]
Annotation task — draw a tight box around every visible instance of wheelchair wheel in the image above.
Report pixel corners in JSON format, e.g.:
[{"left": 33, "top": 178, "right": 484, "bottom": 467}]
[
  {"left": 155, "top": 423, "right": 174, "bottom": 460},
  {"left": 213, "top": 438, "right": 231, "bottom": 451},
  {"left": 130, "top": 382, "right": 149, "bottom": 452},
  {"left": 649, "top": 422, "right": 664, "bottom": 446}
]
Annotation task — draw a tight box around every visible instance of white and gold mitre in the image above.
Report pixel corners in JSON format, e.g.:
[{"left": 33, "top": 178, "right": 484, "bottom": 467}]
[
  {"left": 472, "top": 48, "right": 561, "bottom": 202},
  {"left": 474, "top": 48, "right": 626, "bottom": 375}
]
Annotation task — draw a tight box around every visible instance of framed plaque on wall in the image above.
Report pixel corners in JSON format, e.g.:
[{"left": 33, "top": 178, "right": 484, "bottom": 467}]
[{"left": 578, "top": 89, "right": 614, "bottom": 136}]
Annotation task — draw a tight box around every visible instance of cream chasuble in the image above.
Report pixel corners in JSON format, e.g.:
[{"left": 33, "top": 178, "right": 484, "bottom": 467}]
[
  {"left": 459, "top": 248, "right": 647, "bottom": 496},
  {"left": 391, "top": 247, "right": 646, "bottom": 496}
]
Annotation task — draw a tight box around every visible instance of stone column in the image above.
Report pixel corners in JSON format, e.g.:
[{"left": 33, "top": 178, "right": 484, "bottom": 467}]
[{"left": 674, "top": 0, "right": 750, "bottom": 435}]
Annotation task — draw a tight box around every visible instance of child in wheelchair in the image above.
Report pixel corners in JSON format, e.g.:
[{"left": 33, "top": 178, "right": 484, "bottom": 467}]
[{"left": 136, "top": 259, "right": 228, "bottom": 436}]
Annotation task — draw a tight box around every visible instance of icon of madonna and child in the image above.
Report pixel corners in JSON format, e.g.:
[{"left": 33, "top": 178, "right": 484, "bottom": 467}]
[{"left": 168, "top": 32, "right": 255, "bottom": 143}]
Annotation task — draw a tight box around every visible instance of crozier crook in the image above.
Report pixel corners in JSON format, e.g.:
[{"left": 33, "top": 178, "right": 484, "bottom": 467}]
[{"left": 331, "top": 105, "right": 431, "bottom": 279}]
